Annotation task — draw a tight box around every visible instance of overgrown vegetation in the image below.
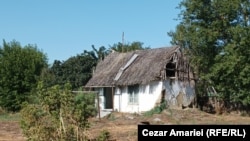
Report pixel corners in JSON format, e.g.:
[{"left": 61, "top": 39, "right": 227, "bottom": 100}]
[
  {"left": 143, "top": 101, "right": 167, "bottom": 117},
  {"left": 169, "top": 0, "right": 250, "bottom": 111},
  {"left": 0, "top": 40, "right": 48, "bottom": 112},
  {"left": 20, "top": 82, "right": 97, "bottom": 141}
]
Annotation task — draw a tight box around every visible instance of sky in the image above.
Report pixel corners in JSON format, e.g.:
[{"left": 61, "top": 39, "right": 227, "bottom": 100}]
[{"left": 0, "top": 0, "right": 182, "bottom": 64}]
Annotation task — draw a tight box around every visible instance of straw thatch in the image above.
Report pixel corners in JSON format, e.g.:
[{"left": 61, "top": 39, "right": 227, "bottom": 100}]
[{"left": 85, "top": 45, "right": 193, "bottom": 87}]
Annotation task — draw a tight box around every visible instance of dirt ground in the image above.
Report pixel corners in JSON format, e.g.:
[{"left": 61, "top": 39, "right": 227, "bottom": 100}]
[
  {"left": 1, "top": 108, "right": 250, "bottom": 141},
  {"left": 0, "top": 121, "right": 25, "bottom": 141}
]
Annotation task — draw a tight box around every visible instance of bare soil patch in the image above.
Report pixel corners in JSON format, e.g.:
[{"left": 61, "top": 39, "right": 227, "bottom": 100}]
[
  {"left": 0, "top": 121, "right": 26, "bottom": 141},
  {"left": 1, "top": 108, "right": 250, "bottom": 141}
]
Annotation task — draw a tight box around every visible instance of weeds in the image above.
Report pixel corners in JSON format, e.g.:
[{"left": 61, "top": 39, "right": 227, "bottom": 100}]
[
  {"left": 0, "top": 113, "right": 21, "bottom": 121},
  {"left": 0, "top": 107, "right": 20, "bottom": 121},
  {"left": 96, "top": 130, "right": 111, "bottom": 141},
  {"left": 143, "top": 101, "right": 167, "bottom": 117}
]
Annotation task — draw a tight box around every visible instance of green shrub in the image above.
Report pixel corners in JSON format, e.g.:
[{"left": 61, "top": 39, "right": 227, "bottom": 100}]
[
  {"left": 143, "top": 101, "right": 167, "bottom": 117},
  {"left": 20, "top": 82, "right": 97, "bottom": 141}
]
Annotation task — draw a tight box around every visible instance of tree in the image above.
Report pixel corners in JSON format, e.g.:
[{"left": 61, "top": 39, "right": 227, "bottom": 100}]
[
  {"left": 44, "top": 53, "right": 97, "bottom": 90},
  {"left": 84, "top": 45, "right": 109, "bottom": 62},
  {"left": 109, "top": 41, "right": 150, "bottom": 53},
  {"left": 60, "top": 54, "right": 97, "bottom": 90},
  {"left": 169, "top": 0, "right": 250, "bottom": 108},
  {"left": 47, "top": 60, "right": 64, "bottom": 87},
  {"left": 0, "top": 40, "right": 48, "bottom": 111}
]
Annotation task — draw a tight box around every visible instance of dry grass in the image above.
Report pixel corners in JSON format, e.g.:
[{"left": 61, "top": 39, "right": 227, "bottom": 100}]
[
  {"left": 87, "top": 108, "right": 250, "bottom": 141},
  {"left": 1, "top": 108, "right": 250, "bottom": 141}
]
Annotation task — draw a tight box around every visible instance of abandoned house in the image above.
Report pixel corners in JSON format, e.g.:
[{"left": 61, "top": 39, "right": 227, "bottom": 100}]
[{"left": 85, "top": 46, "right": 196, "bottom": 113}]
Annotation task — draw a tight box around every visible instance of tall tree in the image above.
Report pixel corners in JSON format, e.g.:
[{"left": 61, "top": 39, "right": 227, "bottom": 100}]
[
  {"left": 45, "top": 53, "right": 97, "bottom": 90},
  {"left": 0, "top": 40, "right": 48, "bottom": 111},
  {"left": 60, "top": 54, "right": 96, "bottom": 89},
  {"left": 169, "top": 0, "right": 250, "bottom": 107}
]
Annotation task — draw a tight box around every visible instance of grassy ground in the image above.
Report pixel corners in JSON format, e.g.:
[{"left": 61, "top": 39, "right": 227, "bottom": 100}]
[{"left": 0, "top": 113, "right": 21, "bottom": 121}]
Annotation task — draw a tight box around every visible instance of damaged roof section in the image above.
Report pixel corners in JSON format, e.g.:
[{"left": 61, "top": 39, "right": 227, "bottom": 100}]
[
  {"left": 85, "top": 46, "right": 191, "bottom": 87},
  {"left": 114, "top": 53, "right": 138, "bottom": 81}
]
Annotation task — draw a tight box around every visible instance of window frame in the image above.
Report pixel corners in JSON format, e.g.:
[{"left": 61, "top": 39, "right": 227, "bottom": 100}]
[{"left": 128, "top": 85, "right": 139, "bottom": 105}]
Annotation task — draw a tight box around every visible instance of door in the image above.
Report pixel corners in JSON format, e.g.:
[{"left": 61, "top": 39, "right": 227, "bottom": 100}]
[{"left": 104, "top": 87, "right": 113, "bottom": 109}]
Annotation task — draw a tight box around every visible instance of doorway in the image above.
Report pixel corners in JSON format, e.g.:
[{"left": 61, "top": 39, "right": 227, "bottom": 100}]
[{"left": 104, "top": 87, "right": 113, "bottom": 109}]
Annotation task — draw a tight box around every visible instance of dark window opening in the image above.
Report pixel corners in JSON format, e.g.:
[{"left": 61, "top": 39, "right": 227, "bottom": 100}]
[{"left": 166, "top": 62, "right": 175, "bottom": 77}]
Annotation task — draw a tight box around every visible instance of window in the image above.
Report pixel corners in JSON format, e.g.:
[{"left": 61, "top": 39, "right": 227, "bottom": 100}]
[
  {"left": 166, "top": 62, "right": 175, "bottom": 77},
  {"left": 128, "top": 85, "right": 139, "bottom": 104}
]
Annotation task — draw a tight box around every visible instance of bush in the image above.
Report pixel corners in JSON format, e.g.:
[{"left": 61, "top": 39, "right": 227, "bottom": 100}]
[{"left": 20, "top": 82, "right": 97, "bottom": 141}]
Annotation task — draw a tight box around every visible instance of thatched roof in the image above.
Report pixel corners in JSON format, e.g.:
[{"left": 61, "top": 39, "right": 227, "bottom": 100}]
[{"left": 85, "top": 46, "right": 180, "bottom": 87}]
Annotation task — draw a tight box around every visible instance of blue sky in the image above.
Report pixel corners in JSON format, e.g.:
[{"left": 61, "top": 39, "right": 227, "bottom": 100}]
[{"left": 0, "top": 0, "right": 182, "bottom": 64}]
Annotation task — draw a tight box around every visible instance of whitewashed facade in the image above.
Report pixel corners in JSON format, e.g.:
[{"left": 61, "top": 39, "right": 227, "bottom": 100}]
[{"left": 96, "top": 80, "right": 195, "bottom": 113}]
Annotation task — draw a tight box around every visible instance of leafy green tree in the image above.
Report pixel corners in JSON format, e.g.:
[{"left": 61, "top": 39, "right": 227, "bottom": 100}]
[
  {"left": 208, "top": 25, "right": 250, "bottom": 106},
  {"left": 39, "top": 67, "right": 57, "bottom": 88},
  {"left": 60, "top": 54, "right": 96, "bottom": 90},
  {"left": 109, "top": 41, "right": 150, "bottom": 52},
  {"left": 48, "top": 60, "right": 64, "bottom": 86},
  {"left": 0, "top": 40, "right": 48, "bottom": 111},
  {"left": 45, "top": 53, "right": 96, "bottom": 90},
  {"left": 169, "top": 0, "right": 250, "bottom": 108}
]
